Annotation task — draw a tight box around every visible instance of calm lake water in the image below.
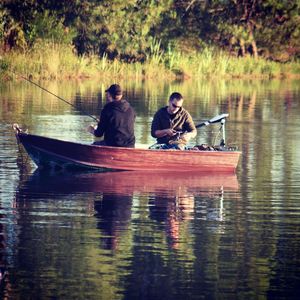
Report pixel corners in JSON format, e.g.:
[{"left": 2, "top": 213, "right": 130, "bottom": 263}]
[{"left": 0, "top": 78, "right": 300, "bottom": 299}]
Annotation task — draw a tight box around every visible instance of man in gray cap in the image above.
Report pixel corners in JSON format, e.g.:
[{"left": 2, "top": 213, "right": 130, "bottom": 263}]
[{"left": 88, "top": 84, "right": 136, "bottom": 147}]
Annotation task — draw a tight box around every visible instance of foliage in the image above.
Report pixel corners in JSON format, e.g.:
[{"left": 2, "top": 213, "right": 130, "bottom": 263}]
[
  {"left": 0, "top": 5, "right": 27, "bottom": 51},
  {"left": 0, "top": 0, "right": 299, "bottom": 65},
  {"left": 181, "top": 0, "right": 300, "bottom": 61},
  {"left": 26, "top": 10, "right": 76, "bottom": 46}
]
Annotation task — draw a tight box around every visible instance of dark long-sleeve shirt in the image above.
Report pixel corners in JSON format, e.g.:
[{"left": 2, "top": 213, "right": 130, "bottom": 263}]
[
  {"left": 94, "top": 100, "right": 135, "bottom": 147},
  {"left": 151, "top": 106, "right": 196, "bottom": 144}
]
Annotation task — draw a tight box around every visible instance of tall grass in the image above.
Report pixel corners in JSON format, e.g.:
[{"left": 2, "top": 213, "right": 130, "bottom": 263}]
[
  {"left": 165, "top": 48, "right": 295, "bottom": 79},
  {"left": 1, "top": 40, "right": 299, "bottom": 81}
]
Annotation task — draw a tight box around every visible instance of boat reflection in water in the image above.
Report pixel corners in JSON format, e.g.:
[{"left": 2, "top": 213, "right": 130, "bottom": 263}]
[
  {"left": 16, "top": 170, "right": 239, "bottom": 251},
  {"left": 18, "top": 169, "right": 239, "bottom": 195}
]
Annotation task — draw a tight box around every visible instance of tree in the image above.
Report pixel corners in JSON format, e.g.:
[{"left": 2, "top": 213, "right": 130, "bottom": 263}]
[
  {"left": 1, "top": 0, "right": 299, "bottom": 61},
  {"left": 0, "top": 0, "right": 75, "bottom": 50},
  {"left": 186, "top": 0, "right": 300, "bottom": 60}
]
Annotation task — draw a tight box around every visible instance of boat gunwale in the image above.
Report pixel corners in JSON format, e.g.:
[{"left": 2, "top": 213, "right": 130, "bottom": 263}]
[{"left": 16, "top": 131, "right": 241, "bottom": 156}]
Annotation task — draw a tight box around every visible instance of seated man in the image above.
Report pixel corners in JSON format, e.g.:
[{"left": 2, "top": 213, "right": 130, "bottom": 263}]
[
  {"left": 151, "top": 92, "right": 197, "bottom": 150},
  {"left": 88, "top": 84, "right": 136, "bottom": 148}
]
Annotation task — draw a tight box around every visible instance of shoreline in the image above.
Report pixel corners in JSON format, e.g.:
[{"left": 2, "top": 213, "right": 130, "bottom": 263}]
[
  {"left": 1, "top": 45, "right": 300, "bottom": 82},
  {"left": 3, "top": 71, "right": 300, "bottom": 82}
]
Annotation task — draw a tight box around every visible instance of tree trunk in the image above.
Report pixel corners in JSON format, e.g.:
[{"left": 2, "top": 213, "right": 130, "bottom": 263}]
[
  {"left": 251, "top": 40, "right": 258, "bottom": 58},
  {"left": 239, "top": 38, "right": 246, "bottom": 57},
  {"left": 248, "top": 23, "right": 258, "bottom": 58}
]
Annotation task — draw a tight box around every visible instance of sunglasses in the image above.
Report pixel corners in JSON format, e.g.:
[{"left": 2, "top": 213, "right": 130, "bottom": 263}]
[{"left": 171, "top": 102, "right": 181, "bottom": 109}]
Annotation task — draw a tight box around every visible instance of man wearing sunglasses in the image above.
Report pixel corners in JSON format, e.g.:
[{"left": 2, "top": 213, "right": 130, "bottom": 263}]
[{"left": 151, "top": 92, "right": 197, "bottom": 150}]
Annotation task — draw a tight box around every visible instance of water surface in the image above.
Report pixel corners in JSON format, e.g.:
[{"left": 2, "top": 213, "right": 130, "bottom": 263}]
[{"left": 0, "top": 78, "right": 300, "bottom": 299}]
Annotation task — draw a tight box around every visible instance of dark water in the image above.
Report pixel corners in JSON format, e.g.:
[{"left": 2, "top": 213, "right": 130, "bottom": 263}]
[{"left": 1, "top": 79, "right": 300, "bottom": 299}]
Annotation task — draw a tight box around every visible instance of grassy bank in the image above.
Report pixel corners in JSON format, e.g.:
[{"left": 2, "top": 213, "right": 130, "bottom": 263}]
[{"left": 1, "top": 42, "right": 300, "bottom": 81}]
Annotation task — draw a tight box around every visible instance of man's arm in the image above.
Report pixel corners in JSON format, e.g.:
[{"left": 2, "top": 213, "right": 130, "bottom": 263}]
[
  {"left": 92, "top": 108, "right": 108, "bottom": 137},
  {"left": 181, "top": 111, "right": 197, "bottom": 142},
  {"left": 151, "top": 110, "right": 176, "bottom": 139}
]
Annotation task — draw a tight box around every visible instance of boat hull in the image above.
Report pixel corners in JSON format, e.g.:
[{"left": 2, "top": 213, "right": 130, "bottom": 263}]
[{"left": 15, "top": 131, "right": 241, "bottom": 173}]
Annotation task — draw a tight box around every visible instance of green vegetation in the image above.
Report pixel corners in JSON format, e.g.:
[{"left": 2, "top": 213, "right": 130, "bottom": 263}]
[{"left": 1, "top": 1, "right": 300, "bottom": 80}]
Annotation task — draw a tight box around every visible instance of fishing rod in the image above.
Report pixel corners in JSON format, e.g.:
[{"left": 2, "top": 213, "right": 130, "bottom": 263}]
[
  {"left": 195, "top": 113, "right": 229, "bottom": 128},
  {"left": 10, "top": 69, "right": 99, "bottom": 122}
]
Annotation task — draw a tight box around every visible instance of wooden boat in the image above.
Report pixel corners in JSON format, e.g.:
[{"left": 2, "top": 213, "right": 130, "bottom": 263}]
[{"left": 13, "top": 123, "right": 241, "bottom": 173}]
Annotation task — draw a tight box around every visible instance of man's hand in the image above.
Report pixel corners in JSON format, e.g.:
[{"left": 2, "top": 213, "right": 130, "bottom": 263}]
[
  {"left": 164, "top": 129, "right": 177, "bottom": 136},
  {"left": 87, "top": 124, "right": 96, "bottom": 134},
  {"left": 154, "top": 128, "right": 177, "bottom": 138}
]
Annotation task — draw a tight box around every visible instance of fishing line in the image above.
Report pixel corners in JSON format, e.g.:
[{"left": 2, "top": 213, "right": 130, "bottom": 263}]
[{"left": 10, "top": 69, "right": 99, "bottom": 122}]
